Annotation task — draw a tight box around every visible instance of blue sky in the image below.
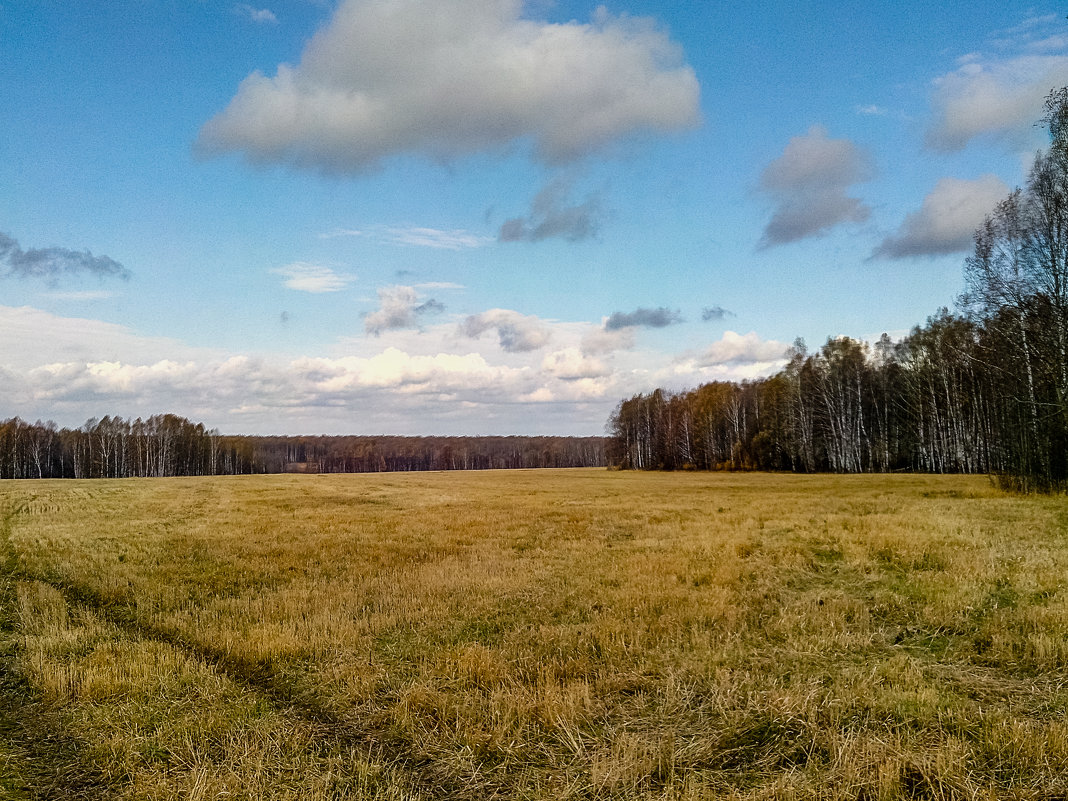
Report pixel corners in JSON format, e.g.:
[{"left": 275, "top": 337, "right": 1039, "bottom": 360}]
[{"left": 2, "top": 1, "right": 1066, "bottom": 434}]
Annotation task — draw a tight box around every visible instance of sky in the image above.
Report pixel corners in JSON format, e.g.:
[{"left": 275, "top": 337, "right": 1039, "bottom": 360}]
[{"left": 2, "top": 1, "right": 1067, "bottom": 435}]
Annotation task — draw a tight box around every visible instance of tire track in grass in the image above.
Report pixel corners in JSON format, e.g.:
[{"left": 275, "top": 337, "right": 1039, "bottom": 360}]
[
  {"left": 0, "top": 507, "right": 116, "bottom": 801},
  {"left": 0, "top": 505, "right": 479, "bottom": 801}
]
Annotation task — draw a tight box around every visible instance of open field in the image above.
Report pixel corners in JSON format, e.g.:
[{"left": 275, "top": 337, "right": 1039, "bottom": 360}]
[{"left": 1, "top": 470, "right": 1067, "bottom": 799}]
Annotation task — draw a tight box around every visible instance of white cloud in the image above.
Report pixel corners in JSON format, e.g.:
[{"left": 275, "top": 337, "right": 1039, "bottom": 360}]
[
  {"left": 459, "top": 308, "right": 552, "bottom": 352},
  {"left": 927, "top": 53, "right": 1068, "bottom": 151},
  {"left": 581, "top": 325, "right": 635, "bottom": 354},
  {"left": 16, "top": 351, "right": 530, "bottom": 420},
  {"left": 292, "top": 349, "right": 516, "bottom": 393},
  {"left": 758, "top": 125, "right": 873, "bottom": 247},
  {"left": 198, "top": 0, "right": 700, "bottom": 172},
  {"left": 0, "top": 304, "right": 556, "bottom": 432},
  {"left": 0, "top": 306, "right": 214, "bottom": 373},
  {"left": 364, "top": 285, "right": 443, "bottom": 335},
  {"left": 272, "top": 262, "right": 355, "bottom": 293},
  {"left": 0, "top": 305, "right": 795, "bottom": 435},
  {"left": 873, "top": 174, "right": 1010, "bottom": 259},
  {"left": 541, "top": 348, "right": 609, "bottom": 381},
  {"left": 235, "top": 4, "right": 278, "bottom": 24},
  {"left": 690, "top": 331, "right": 789, "bottom": 367}
]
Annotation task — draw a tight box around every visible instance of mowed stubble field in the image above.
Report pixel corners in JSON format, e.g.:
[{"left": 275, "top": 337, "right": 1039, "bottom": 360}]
[{"left": 1, "top": 470, "right": 1067, "bottom": 800}]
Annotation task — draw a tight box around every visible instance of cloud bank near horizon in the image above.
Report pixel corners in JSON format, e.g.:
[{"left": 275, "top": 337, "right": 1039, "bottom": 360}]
[{"left": 0, "top": 304, "right": 790, "bottom": 435}]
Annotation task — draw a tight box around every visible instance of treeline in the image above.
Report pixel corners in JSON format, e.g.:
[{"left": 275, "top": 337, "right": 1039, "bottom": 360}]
[
  {"left": 608, "top": 89, "right": 1068, "bottom": 492},
  {"left": 0, "top": 414, "right": 606, "bottom": 479},
  {"left": 607, "top": 309, "right": 1062, "bottom": 486},
  {"left": 241, "top": 434, "right": 605, "bottom": 473}
]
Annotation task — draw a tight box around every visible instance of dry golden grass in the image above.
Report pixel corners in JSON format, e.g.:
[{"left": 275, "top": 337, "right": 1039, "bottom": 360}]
[{"left": 1, "top": 470, "right": 1067, "bottom": 799}]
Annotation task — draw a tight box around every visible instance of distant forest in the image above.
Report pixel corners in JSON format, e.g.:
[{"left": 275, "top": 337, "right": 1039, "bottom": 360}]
[
  {"left": 606, "top": 89, "right": 1068, "bottom": 492},
  {"left": 0, "top": 414, "right": 606, "bottom": 478}
]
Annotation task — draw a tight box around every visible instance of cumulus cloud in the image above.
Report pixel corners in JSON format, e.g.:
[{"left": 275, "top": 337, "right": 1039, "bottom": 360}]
[
  {"left": 0, "top": 232, "right": 130, "bottom": 281},
  {"left": 459, "top": 308, "right": 551, "bottom": 352},
  {"left": 541, "top": 347, "right": 609, "bottom": 381},
  {"left": 197, "top": 0, "right": 700, "bottom": 172},
  {"left": 701, "top": 305, "right": 733, "bottom": 322},
  {"left": 364, "top": 285, "right": 443, "bottom": 335},
  {"left": 758, "top": 125, "right": 874, "bottom": 247},
  {"left": 292, "top": 349, "right": 511, "bottom": 394},
  {"left": 272, "top": 262, "right": 355, "bottom": 293},
  {"left": 235, "top": 5, "right": 278, "bottom": 24},
  {"left": 604, "top": 306, "right": 683, "bottom": 331},
  {"left": 499, "top": 177, "right": 602, "bottom": 243},
  {"left": 873, "top": 175, "right": 1010, "bottom": 259},
  {"left": 927, "top": 52, "right": 1068, "bottom": 151},
  {"left": 580, "top": 326, "right": 635, "bottom": 355},
  {"left": 693, "top": 331, "right": 789, "bottom": 367}
]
